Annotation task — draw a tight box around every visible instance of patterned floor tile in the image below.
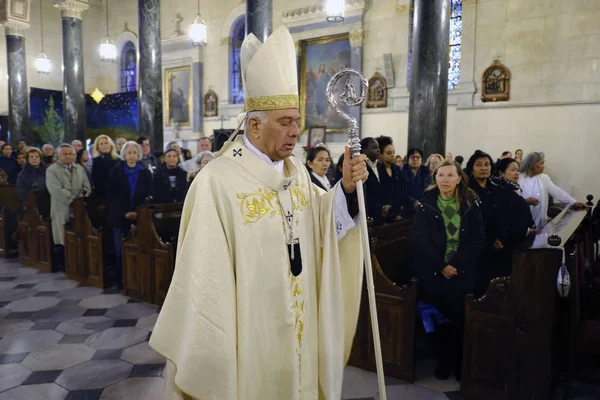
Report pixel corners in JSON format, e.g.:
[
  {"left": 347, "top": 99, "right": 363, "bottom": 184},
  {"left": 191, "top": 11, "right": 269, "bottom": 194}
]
[
  {"left": 0, "top": 364, "right": 32, "bottom": 392},
  {"left": 0, "top": 330, "right": 63, "bottom": 354},
  {"left": 35, "top": 291, "right": 59, "bottom": 297},
  {"left": 112, "top": 319, "right": 137, "bottom": 328},
  {"left": 0, "top": 383, "right": 68, "bottom": 400},
  {"left": 375, "top": 384, "right": 450, "bottom": 399},
  {"left": 91, "top": 350, "right": 123, "bottom": 361},
  {"left": 134, "top": 314, "right": 157, "bottom": 331},
  {"left": 444, "top": 390, "right": 463, "bottom": 400},
  {"left": 33, "top": 279, "right": 79, "bottom": 292},
  {"left": 99, "top": 377, "right": 164, "bottom": 400},
  {"left": 85, "top": 328, "right": 147, "bottom": 350},
  {"left": 21, "top": 369, "right": 63, "bottom": 385},
  {"left": 105, "top": 303, "right": 157, "bottom": 320},
  {"left": 129, "top": 364, "right": 164, "bottom": 378},
  {"left": 341, "top": 366, "right": 407, "bottom": 399},
  {"left": 6, "top": 297, "right": 60, "bottom": 312},
  {"left": 59, "top": 334, "right": 92, "bottom": 344},
  {"left": 56, "top": 287, "right": 104, "bottom": 300},
  {"left": 22, "top": 343, "right": 95, "bottom": 371},
  {"left": 417, "top": 376, "right": 461, "bottom": 393},
  {"left": 13, "top": 283, "right": 36, "bottom": 289},
  {"left": 0, "top": 289, "right": 34, "bottom": 302},
  {"left": 0, "top": 277, "right": 17, "bottom": 281},
  {"left": 121, "top": 342, "right": 165, "bottom": 365},
  {"left": 30, "top": 321, "right": 60, "bottom": 331},
  {"left": 0, "top": 301, "right": 11, "bottom": 308},
  {"left": 82, "top": 309, "right": 108, "bottom": 317},
  {"left": 31, "top": 305, "right": 87, "bottom": 323},
  {"left": 3, "top": 311, "right": 35, "bottom": 320},
  {"left": 65, "top": 389, "right": 103, "bottom": 400},
  {"left": 0, "top": 319, "right": 35, "bottom": 337},
  {"left": 56, "top": 360, "right": 132, "bottom": 391},
  {"left": 79, "top": 295, "right": 128, "bottom": 310},
  {"left": 56, "top": 317, "right": 114, "bottom": 335},
  {"left": 0, "top": 353, "right": 28, "bottom": 365}
]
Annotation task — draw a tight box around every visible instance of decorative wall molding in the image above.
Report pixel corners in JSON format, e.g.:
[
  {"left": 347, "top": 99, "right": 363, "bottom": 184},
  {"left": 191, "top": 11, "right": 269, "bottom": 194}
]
[
  {"left": 282, "top": 0, "right": 367, "bottom": 28},
  {"left": 349, "top": 29, "right": 364, "bottom": 47},
  {"left": 53, "top": 0, "right": 90, "bottom": 20},
  {"left": 0, "top": 0, "right": 31, "bottom": 24},
  {"left": 2, "top": 20, "right": 29, "bottom": 36}
]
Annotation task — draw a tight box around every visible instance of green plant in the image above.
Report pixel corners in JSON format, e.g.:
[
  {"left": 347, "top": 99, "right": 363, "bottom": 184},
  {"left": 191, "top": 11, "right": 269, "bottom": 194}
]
[{"left": 34, "top": 96, "right": 64, "bottom": 147}]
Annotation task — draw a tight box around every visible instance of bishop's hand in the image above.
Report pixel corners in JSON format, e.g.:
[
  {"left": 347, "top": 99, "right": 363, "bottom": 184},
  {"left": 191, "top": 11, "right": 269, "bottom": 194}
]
[{"left": 341, "top": 146, "right": 369, "bottom": 194}]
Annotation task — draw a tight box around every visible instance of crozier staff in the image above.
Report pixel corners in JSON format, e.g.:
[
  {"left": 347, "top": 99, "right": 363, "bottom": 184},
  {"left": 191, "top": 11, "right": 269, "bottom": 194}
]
[{"left": 150, "top": 27, "right": 368, "bottom": 400}]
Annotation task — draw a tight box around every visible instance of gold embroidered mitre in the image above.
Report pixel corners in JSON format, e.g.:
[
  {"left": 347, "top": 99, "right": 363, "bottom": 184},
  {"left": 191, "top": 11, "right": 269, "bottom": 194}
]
[{"left": 241, "top": 26, "right": 299, "bottom": 112}]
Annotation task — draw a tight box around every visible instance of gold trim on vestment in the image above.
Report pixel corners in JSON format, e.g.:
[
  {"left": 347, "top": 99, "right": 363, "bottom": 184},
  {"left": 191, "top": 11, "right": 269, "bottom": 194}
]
[{"left": 244, "top": 94, "right": 299, "bottom": 112}]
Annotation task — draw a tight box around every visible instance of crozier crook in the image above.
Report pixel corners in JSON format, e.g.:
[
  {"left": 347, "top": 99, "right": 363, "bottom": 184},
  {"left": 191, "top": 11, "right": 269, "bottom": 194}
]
[{"left": 326, "top": 69, "right": 387, "bottom": 400}]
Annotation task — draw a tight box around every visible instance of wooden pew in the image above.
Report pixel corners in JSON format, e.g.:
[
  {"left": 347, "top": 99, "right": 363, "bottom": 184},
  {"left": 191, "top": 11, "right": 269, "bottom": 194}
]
[
  {"left": 0, "top": 185, "right": 21, "bottom": 258},
  {"left": 18, "top": 191, "right": 53, "bottom": 271},
  {"left": 461, "top": 207, "right": 592, "bottom": 400},
  {"left": 64, "top": 198, "right": 105, "bottom": 288},
  {"left": 122, "top": 203, "right": 183, "bottom": 305},
  {"left": 348, "top": 219, "right": 418, "bottom": 382}
]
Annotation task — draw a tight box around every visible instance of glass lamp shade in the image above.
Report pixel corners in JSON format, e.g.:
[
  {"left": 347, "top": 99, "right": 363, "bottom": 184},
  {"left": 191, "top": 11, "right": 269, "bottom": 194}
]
[
  {"left": 99, "top": 37, "right": 117, "bottom": 62},
  {"left": 91, "top": 88, "right": 105, "bottom": 104},
  {"left": 35, "top": 52, "right": 51, "bottom": 74},
  {"left": 325, "top": 0, "right": 345, "bottom": 22},
  {"left": 189, "top": 15, "right": 207, "bottom": 46}
]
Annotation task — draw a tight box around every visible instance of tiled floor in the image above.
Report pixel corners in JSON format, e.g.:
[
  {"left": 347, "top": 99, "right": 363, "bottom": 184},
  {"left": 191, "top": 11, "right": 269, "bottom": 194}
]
[{"left": 0, "top": 257, "right": 598, "bottom": 399}]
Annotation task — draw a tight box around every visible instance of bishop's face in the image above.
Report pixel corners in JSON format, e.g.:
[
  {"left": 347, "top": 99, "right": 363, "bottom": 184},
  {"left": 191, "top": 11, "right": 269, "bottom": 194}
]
[{"left": 251, "top": 109, "right": 300, "bottom": 162}]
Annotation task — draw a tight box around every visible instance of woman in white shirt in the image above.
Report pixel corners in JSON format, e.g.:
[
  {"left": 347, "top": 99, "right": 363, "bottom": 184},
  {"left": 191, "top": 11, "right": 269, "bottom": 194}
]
[
  {"left": 306, "top": 146, "right": 331, "bottom": 192},
  {"left": 518, "top": 152, "right": 588, "bottom": 229}
]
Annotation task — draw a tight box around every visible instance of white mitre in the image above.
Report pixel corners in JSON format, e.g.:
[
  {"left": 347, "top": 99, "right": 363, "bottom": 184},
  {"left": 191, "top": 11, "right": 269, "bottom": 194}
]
[{"left": 240, "top": 26, "right": 299, "bottom": 112}]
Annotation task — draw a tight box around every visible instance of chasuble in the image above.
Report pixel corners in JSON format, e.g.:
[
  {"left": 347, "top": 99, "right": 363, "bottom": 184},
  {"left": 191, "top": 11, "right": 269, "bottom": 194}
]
[{"left": 150, "top": 136, "right": 364, "bottom": 400}]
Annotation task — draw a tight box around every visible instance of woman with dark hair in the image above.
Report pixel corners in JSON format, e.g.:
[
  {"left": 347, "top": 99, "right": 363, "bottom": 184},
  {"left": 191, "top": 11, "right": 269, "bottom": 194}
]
[
  {"left": 410, "top": 159, "right": 484, "bottom": 381},
  {"left": 514, "top": 149, "right": 523, "bottom": 164},
  {"left": 400, "top": 147, "right": 432, "bottom": 217},
  {"left": 76, "top": 149, "right": 93, "bottom": 189},
  {"left": 106, "top": 141, "right": 153, "bottom": 289},
  {"left": 376, "top": 135, "right": 403, "bottom": 221},
  {"left": 16, "top": 147, "right": 47, "bottom": 201},
  {"left": 360, "top": 137, "right": 383, "bottom": 226},
  {"left": 0, "top": 143, "right": 19, "bottom": 185},
  {"left": 466, "top": 150, "right": 507, "bottom": 293},
  {"left": 305, "top": 146, "right": 332, "bottom": 191},
  {"left": 153, "top": 149, "right": 188, "bottom": 203}
]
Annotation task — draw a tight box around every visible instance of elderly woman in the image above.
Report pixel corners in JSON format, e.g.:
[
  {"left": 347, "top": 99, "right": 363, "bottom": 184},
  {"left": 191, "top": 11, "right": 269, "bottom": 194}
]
[
  {"left": 16, "top": 147, "right": 47, "bottom": 201},
  {"left": 425, "top": 153, "right": 444, "bottom": 175},
  {"left": 106, "top": 141, "right": 153, "bottom": 289},
  {"left": 186, "top": 151, "right": 214, "bottom": 185},
  {"left": 519, "top": 152, "right": 588, "bottom": 229},
  {"left": 42, "top": 144, "right": 56, "bottom": 165},
  {"left": 91, "top": 134, "right": 120, "bottom": 197},
  {"left": 153, "top": 149, "right": 188, "bottom": 203},
  {"left": 410, "top": 159, "right": 484, "bottom": 381}
]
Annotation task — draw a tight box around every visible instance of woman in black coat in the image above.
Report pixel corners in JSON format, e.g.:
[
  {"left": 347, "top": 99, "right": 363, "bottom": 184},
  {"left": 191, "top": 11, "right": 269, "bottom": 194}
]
[
  {"left": 0, "top": 144, "right": 19, "bottom": 185},
  {"left": 16, "top": 148, "right": 47, "bottom": 201},
  {"left": 91, "top": 134, "right": 120, "bottom": 197},
  {"left": 400, "top": 148, "right": 432, "bottom": 217},
  {"left": 360, "top": 137, "right": 384, "bottom": 226},
  {"left": 376, "top": 136, "right": 403, "bottom": 222},
  {"left": 106, "top": 141, "right": 153, "bottom": 289},
  {"left": 152, "top": 149, "right": 188, "bottom": 203},
  {"left": 409, "top": 159, "right": 485, "bottom": 381}
]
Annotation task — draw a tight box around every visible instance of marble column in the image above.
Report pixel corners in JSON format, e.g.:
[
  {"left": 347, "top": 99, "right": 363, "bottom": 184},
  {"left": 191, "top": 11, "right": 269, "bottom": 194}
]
[
  {"left": 246, "top": 0, "right": 272, "bottom": 42},
  {"left": 55, "top": 1, "right": 89, "bottom": 144},
  {"left": 407, "top": 0, "right": 450, "bottom": 157},
  {"left": 4, "top": 23, "right": 31, "bottom": 145},
  {"left": 138, "top": 0, "right": 163, "bottom": 152}
]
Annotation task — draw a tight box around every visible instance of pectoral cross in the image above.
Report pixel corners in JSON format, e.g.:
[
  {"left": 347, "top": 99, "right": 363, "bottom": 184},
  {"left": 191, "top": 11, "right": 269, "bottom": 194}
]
[
  {"left": 285, "top": 211, "right": 293, "bottom": 224},
  {"left": 287, "top": 237, "right": 300, "bottom": 261}
]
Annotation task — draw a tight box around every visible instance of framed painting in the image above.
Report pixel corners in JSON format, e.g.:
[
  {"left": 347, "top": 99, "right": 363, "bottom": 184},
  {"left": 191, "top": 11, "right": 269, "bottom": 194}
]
[
  {"left": 165, "top": 66, "right": 192, "bottom": 126},
  {"left": 308, "top": 126, "right": 326, "bottom": 147},
  {"left": 300, "top": 34, "right": 352, "bottom": 133},
  {"left": 481, "top": 59, "right": 510, "bottom": 103}
]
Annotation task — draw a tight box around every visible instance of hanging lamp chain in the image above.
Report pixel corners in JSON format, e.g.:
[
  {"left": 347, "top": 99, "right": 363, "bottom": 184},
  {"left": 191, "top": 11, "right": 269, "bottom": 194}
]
[
  {"left": 39, "top": 0, "right": 44, "bottom": 51},
  {"left": 105, "top": 0, "right": 109, "bottom": 37}
]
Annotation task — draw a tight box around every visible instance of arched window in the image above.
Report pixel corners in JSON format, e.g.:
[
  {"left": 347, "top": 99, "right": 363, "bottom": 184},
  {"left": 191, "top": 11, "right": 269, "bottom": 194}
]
[
  {"left": 120, "top": 41, "right": 137, "bottom": 93},
  {"left": 230, "top": 16, "right": 245, "bottom": 105},
  {"left": 407, "top": 0, "right": 462, "bottom": 90}
]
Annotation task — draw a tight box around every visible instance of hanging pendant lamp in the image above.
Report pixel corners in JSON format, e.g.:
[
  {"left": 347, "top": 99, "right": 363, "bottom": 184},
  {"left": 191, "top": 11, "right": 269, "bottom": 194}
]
[
  {"left": 189, "top": 0, "right": 207, "bottom": 46},
  {"left": 99, "top": 0, "right": 117, "bottom": 62},
  {"left": 35, "top": 0, "right": 51, "bottom": 74}
]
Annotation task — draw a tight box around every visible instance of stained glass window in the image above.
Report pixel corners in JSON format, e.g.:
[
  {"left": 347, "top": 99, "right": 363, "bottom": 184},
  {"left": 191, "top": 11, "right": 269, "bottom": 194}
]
[
  {"left": 407, "top": 0, "right": 462, "bottom": 90},
  {"left": 120, "top": 41, "right": 137, "bottom": 93},
  {"left": 230, "top": 17, "right": 245, "bottom": 105}
]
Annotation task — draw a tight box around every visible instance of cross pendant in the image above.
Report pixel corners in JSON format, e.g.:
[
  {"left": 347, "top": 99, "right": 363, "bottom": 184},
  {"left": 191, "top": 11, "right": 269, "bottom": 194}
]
[
  {"left": 287, "top": 237, "right": 299, "bottom": 260},
  {"left": 286, "top": 211, "right": 293, "bottom": 223}
]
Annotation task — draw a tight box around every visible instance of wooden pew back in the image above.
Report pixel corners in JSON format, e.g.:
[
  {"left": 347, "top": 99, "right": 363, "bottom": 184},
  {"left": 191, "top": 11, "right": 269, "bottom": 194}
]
[
  {"left": 18, "top": 191, "right": 53, "bottom": 271},
  {"left": 122, "top": 203, "right": 183, "bottom": 305},
  {"left": 0, "top": 185, "right": 21, "bottom": 257},
  {"left": 348, "top": 219, "right": 418, "bottom": 382}
]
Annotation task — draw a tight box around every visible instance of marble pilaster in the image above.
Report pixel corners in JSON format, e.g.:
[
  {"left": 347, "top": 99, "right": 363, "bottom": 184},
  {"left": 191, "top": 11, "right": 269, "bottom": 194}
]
[
  {"left": 407, "top": 0, "right": 450, "bottom": 157},
  {"left": 55, "top": 0, "right": 89, "bottom": 144},
  {"left": 4, "top": 22, "right": 31, "bottom": 145},
  {"left": 192, "top": 62, "right": 203, "bottom": 134},
  {"left": 246, "top": 0, "right": 272, "bottom": 43},
  {"left": 138, "top": 0, "right": 163, "bottom": 152}
]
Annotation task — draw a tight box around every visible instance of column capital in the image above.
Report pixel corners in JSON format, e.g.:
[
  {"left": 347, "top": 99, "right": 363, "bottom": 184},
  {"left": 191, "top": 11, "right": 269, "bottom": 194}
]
[
  {"left": 3, "top": 20, "right": 30, "bottom": 36},
  {"left": 349, "top": 30, "right": 365, "bottom": 47},
  {"left": 53, "top": 0, "right": 89, "bottom": 20},
  {"left": 396, "top": 0, "right": 410, "bottom": 14}
]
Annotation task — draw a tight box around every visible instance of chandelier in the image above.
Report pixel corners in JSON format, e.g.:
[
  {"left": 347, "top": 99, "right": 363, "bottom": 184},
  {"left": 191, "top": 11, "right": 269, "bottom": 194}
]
[
  {"left": 189, "top": 0, "right": 207, "bottom": 46},
  {"left": 325, "top": 0, "right": 345, "bottom": 22},
  {"left": 35, "top": 0, "right": 51, "bottom": 74},
  {"left": 99, "top": 0, "right": 117, "bottom": 62}
]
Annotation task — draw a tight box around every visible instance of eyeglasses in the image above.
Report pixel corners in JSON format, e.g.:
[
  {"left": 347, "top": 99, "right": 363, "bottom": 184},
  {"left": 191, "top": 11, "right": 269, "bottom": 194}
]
[{"left": 409, "top": 155, "right": 422, "bottom": 160}]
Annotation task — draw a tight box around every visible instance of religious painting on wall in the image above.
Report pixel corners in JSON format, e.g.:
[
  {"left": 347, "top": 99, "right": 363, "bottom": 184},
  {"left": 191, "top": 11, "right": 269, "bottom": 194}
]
[
  {"left": 165, "top": 66, "right": 192, "bottom": 126},
  {"left": 481, "top": 59, "right": 510, "bottom": 103},
  {"left": 204, "top": 88, "right": 218, "bottom": 117},
  {"left": 308, "top": 126, "right": 326, "bottom": 147},
  {"left": 300, "top": 34, "right": 352, "bottom": 133},
  {"left": 366, "top": 72, "right": 387, "bottom": 109}
]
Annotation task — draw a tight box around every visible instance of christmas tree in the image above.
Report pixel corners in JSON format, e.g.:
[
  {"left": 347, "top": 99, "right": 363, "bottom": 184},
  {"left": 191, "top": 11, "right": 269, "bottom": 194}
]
[{"left": 36, "top": 96, "right": 64, "bottom": 147}]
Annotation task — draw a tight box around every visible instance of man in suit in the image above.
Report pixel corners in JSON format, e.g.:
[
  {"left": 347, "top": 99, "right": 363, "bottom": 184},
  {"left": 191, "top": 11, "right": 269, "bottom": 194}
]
[{"left": 46, "top": 144, "right": 92, "bottom": 268}]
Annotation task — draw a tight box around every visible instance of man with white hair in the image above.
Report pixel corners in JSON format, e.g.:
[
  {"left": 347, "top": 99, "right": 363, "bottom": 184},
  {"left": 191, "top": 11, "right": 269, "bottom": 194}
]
[
  {"left": 45, "top": 144, "right": 91, "bottom": 269},
  {"left": 151, "top": 27, "right": 368, "bottom": 400},
  {"left": 71, "top": 139, "right": 83, "bottom": 152},
  {"left": 42, "top": 144, "right": 56, "bottom": 164}
]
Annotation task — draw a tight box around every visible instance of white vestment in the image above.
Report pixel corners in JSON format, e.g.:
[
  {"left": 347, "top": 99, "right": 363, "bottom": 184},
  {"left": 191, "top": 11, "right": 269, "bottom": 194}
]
[
  {"left": 519, "top": 173, "right": 576, "bottom": 229},
  {"left": 150, "top": 136, "right": 364, "bottom": 400}
]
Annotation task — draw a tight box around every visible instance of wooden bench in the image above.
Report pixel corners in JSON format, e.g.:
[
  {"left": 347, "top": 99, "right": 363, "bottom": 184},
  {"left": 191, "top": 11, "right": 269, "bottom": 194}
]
[
  {"left": 64, "top": 198, "right": 105, "bottom": 288},
  {"left": 0, "top": 185, "right": 21, "bottom": 258},
  {"left": 18, "top": 191, "right": 53, "bottom": 271},
  {"left": 122, "top": 203, "right": 183, "bottom": 305},
  {"left": 348, "top": 219, "right": 418, "bottom": 382},
  {"left": 461, "top": 208, "right": 592, "bottom": 400}
]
